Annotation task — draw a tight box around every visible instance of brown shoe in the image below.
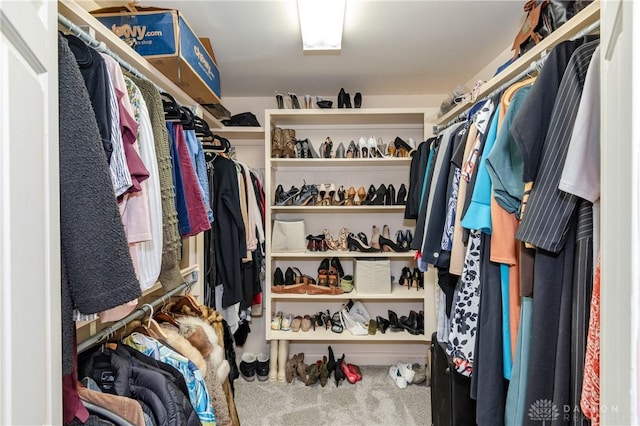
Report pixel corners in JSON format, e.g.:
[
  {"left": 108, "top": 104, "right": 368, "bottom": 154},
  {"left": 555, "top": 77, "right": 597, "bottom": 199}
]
[{"left": 271, "top": 127, "right": 283, "bottom": 158}]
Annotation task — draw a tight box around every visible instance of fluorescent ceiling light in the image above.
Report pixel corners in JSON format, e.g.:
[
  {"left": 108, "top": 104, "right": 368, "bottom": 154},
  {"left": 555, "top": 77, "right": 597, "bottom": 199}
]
[{"left": 297, "top": 0, "right": 346, "bottom": 51}]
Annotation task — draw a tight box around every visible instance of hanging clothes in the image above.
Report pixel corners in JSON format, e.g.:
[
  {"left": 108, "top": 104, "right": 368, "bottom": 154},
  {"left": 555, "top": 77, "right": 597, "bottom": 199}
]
[{"left": 131, "top": 76, "right": 184, "bottom": 291}]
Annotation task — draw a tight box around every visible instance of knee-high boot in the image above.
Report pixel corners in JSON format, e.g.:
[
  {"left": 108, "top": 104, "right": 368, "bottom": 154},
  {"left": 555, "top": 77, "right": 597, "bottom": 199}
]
[
  {"left": 268, "top": 340, "right": 278, "bottom": 382},
  {"left": 277, "top": 340, "right": 289, "bottom": 382}
]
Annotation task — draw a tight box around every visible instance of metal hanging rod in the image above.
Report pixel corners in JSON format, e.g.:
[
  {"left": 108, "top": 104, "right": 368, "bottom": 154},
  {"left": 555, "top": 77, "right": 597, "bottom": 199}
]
[
  {"left": 77, "top": 271, "right": 198, "bottom": 353},
  {"left": 433, "top": 19, "right": 601, "bottom": 135},
  {"left": 57, "top": 13, "right": 162, "bottom": 92}
]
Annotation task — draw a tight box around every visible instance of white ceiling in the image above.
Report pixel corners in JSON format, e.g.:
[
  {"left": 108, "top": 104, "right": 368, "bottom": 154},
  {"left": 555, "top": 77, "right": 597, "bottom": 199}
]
[{"left": 102, "top": 1, "right": 526, "bottom": 98}]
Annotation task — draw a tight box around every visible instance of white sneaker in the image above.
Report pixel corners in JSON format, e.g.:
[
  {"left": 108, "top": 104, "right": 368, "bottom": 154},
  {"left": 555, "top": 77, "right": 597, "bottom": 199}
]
[
  {"left": 349, "top": 301, "right": 371, "bottom": 324},
  {"left": 396, "top": 362, "right": 415, "bottom": 384},
  {"left": 388, "top": 365, "right": 408, "bottom": 389}
]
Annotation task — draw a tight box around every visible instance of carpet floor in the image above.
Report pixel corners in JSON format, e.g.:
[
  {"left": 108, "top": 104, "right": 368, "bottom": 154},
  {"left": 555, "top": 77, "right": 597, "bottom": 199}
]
[{"left": 234, "top": 365, "right": 432, "bottom": 426}]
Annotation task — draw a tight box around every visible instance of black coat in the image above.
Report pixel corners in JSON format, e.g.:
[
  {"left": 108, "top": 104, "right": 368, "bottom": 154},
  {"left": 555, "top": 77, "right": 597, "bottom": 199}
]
[{"left": 78, "top": 348, "right": 201, "bottom": 426}]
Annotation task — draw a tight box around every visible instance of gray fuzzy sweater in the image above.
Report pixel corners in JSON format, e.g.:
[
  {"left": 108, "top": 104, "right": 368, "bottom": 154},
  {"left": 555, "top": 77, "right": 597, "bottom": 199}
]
[{"left": 59, "top": 35, "right": 141, "bottom": 374}]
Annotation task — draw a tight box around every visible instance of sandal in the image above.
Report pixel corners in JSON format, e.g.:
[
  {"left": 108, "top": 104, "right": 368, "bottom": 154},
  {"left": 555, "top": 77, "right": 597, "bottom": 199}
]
[
  {"left": 330, "top": 311, "right": 344, "bottom": 333},
  {"left": 281, "top": 314, "right": 293, "bottom": 331},
  {"left": 271, "top": 311, "right": 283, "bottom": 330}
]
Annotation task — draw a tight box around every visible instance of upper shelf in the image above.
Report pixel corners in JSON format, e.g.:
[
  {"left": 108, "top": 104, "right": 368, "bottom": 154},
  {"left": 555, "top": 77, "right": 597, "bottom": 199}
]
[
  {"left": 266, "top": 108, "right": 429, "bottom": 127},
  {"left": 434, "top": 0, "right": 600, "bottom": 126},
  {"left": 213, "top": 126, "right": 266, "bottom": 141},
  {"left": 58, "top": 0, "right": 224, "bottom": 128},
  {"left": 272, "top": 205, "right": 407, "bottom": 213}
]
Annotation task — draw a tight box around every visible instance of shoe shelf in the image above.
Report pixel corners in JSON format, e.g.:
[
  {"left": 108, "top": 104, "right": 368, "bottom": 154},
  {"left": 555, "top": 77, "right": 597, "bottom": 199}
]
[
  {"left": 211, "top": 126, "right": 265, "bottom": 142},
  {"left": 271, "top": 205, "right": 406, "bottom": 213},
  {"left": 265, "top": 108, "right": 434, "bottom": 346},
  {"left": 269, "top": 327, "right": 427, "bottom": 342},
  {"left": 271, "top": 285, "right": 426, "bottom": 300},
  {"left": 270, "top": 158, "right": 411, "bottom": 169},
  {"left": 269, "top": 251, "right": 417, "bottom": 259}
]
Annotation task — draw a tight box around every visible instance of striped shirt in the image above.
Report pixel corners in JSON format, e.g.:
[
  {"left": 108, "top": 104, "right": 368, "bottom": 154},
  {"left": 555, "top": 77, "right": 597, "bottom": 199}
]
[{"left": 516, "top": 40, "right": 599, "bottom": 253}]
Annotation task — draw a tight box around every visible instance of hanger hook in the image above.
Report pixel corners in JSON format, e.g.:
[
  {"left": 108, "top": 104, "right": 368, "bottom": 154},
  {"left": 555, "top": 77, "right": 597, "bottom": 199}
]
[{"left": 141, "top": 303, "right": 154, "bottom": 328}]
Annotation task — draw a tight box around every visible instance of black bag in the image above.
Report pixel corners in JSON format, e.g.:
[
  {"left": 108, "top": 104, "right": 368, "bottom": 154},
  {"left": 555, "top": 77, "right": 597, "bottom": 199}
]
[
  {"left": 222, "top": 112, "right": 261, "bottom": 127},
  {"left": 430, "top": 332, "right": 476, "bottom": 426}
]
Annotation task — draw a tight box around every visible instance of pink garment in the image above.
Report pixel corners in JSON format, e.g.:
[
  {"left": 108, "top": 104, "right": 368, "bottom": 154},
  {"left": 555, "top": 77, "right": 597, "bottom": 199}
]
[
  {"left": 99, "top": 299, "right": 137, "bottom": 323},
  {"left": 174, "top": 124, "right": 211, "bottom": 236},
  {"left": 581, "top": 253, "right": 601, "bottom": 425}
]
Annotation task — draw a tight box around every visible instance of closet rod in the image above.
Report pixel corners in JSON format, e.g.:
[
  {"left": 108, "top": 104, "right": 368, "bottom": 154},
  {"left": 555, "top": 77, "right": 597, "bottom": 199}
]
[
  {"left": 433, "top": 19, "right": 601, "bottom": 135},
  {"left": 77, "top": 272, "right": 198, "bottom": 353},
  {"left": 58, "top": 13, "right": 161, "bottom": 92}
]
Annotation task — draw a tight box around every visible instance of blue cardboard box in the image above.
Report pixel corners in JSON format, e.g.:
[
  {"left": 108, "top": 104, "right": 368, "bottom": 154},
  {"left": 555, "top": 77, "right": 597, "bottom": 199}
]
[{"left": 92, "top": 6, "right": 221, "bottom": 104}]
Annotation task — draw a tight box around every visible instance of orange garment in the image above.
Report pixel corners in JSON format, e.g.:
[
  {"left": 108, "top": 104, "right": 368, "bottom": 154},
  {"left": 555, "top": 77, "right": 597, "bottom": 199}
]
[
  {"left": 78, "top": 383, "right": 145, "bottom": 426},
  {"left": 581, "top": 253, "right": 600, "bottom": 425}
]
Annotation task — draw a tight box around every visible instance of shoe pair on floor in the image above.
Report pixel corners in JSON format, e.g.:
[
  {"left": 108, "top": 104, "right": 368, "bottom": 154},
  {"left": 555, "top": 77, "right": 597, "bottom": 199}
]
[
  {"left": 389, "top": 362, "right": 426, "bottom": 389},
  {"left": 239, "top": 352, "right": 269, "bottom": 381}
]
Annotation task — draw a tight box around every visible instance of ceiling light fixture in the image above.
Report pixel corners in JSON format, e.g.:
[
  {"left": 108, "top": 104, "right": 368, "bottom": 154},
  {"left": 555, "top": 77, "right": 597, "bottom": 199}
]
[{"left": 297, "top": 0, "right": 346, "bottom": 51}]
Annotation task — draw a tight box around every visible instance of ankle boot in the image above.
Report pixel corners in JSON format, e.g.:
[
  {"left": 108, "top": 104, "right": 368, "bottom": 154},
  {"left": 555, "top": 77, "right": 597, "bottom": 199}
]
[
  {"left": 338, "top": 88, "right": 346, "bottom": 109},
  {"left": 271, "top": 127, "right": 284, "bottom": 158},
  {"left": 277, "top": 340, "right": 289, "bottom": 382},
  {"left": 268, "top": 340, "right": 278, "bottom": 381},
  {"left": 281, "top": 129, "right": 297, "bottom": 158}
]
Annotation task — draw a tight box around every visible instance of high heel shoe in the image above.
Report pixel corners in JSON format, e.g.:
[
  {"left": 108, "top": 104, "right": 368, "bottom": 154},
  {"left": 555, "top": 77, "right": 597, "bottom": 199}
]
[
  {"left": 340, "top": 360, "right": 360, "bottom": 384},
  {"left": 338, "top": 88, "right": 347, "bottom": 109},
  {"left": 394, "top": 137, "right": 413, "bottom": 157},
  {"left": 354, "top": 92, "right": 362, "bottom": 108},
  {"left": 334, "top": 185, "right": 346, "bottom": 205},
  {"left": 293, "top": 184, "right": 318, "bottom": 206},
  {"left": 316, "top": 183, "right": 327, "bottom": 206},
  {"left": 386, "top": 184, "right": 396, "bottom": 206},
  {"left": 304, "top": 94, "right": 312, "bottom": 109},
  {"left": 335, "top": 142, "right": 346, "bottom": 158},
  {"left": 348, "top": 363, "right": 363, "bottom": 382},
  {"left": 365, "top": 184, "right": 376, "bottom": 203},
  {"left": 379, "top": 234, "right": 409, "bottom": 252},
  {"left": 323, "top": 229, "right": 340, "bottom": 251},
  {"left": 289, "top": 92, "right": 301, "bottom": 109},
  {"left": 362, "top": 184, "right": 387, "bottom": 205},
  {"left": 370, "top": 225, "right": 381, "bottom": 250},
  {"left": 338, "top": 227, "right": 349, "bottom": 251},
  {"left": 399, "top": 267, "right": 412, "bottom": 288},
  {"left": 327, "top": 184, "right": 336, "bottom": 205},
  {"left": 274, "top": 184, "right": 284, "bottom": 203},
  {"left": 275, "top": 92, "right": 284, "bottom": 109},
  {"left": 323, "top": 137, "right": 333, "bottom": 158},
  {"left": 355, "top": 186, "right": 367, "bottom": 205},
  {"left": 327, "top": 346, "right": 337, "bottom": 376},
  {"left": 334, "top": 354, "right": 346, "bottom": 386},
  {"left": 346, "top": 140, "right": 357, "bottom": 158},
  {"left": 346, "top": 232, "right": 380, "bottom": 253},
  {"left": 358, "top": 136, "right": 369, "bottom": 158},
  {"left": 346, "top": 186, "right": 356, "bottom": 206},
  {"left": 367, "top": 136, "right": 383, "bottom": 158},
  {"left": 275, "top": 185, "right": 300, "bottom": 206},
  {"left": 395, "top": 183, "right": 408, "bottom": 205}
]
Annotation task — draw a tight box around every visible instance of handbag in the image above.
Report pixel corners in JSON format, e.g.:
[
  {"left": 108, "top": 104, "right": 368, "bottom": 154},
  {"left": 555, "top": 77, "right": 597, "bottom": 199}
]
[
  {"left": 511, "top": 0, "right": 576, "bottom": 57},
  {"left": 271, "top": 219, "right": 306, "bottom": 253}
]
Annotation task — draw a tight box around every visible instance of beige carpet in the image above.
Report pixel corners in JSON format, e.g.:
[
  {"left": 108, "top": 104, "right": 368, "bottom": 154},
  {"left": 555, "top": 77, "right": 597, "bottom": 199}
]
[{"left": 234, "top": 365, "right": 432, "bottom": 426}]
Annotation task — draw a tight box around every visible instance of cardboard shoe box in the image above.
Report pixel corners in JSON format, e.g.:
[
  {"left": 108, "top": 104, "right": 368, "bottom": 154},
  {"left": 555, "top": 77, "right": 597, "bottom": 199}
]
[{"left": 92, "top": 6, "right": 221, "bottom": 106}]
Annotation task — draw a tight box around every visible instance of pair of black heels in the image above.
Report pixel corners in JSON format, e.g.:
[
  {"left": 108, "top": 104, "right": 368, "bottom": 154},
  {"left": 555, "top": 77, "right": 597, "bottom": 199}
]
[
  {"left": 360, "top": 183, "right": 407, "bottom": 206},
  {"left": 399, "top": 267, "right": 423, "bottom": 290},
  {"left": 338, "top": 88, "right": 362, "bottom": 109}
]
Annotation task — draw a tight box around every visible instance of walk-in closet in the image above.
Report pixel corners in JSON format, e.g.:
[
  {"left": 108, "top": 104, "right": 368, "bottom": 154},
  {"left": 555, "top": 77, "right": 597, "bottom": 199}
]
[{"left": 1, "top": 0, "right": 638, "bottom": 425}]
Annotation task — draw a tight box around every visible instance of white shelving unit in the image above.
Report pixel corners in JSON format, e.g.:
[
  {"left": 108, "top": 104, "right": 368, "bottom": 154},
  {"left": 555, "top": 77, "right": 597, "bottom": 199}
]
[{"left": 264, "top": 108, "right": 435, "bottom": 346}]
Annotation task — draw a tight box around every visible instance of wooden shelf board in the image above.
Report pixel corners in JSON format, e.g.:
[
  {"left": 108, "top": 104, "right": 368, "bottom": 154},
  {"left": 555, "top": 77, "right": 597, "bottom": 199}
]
[
  {"left": 434, "top": 0, "right": 600, "bottom": 126},
  {"left": 267, "top": 108, "right": 429, "bottom": 127},
  {"left": 270, "top": 158, "right": 411, "bottom": 168},
  {"left": 271, "top": 285, "right": 425, "bottom": 300},
  {"left": 271, "top": 205, "right": 406, "bottom": 213},
  {"left": 268, "top": 327, "right": 427, "bottom": 342},
  {"left": 269, "top": 251, "right": 417, "bottom": 259},
  {"left": 213, "top": 126, "right": 265, "bottom": 140}
]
